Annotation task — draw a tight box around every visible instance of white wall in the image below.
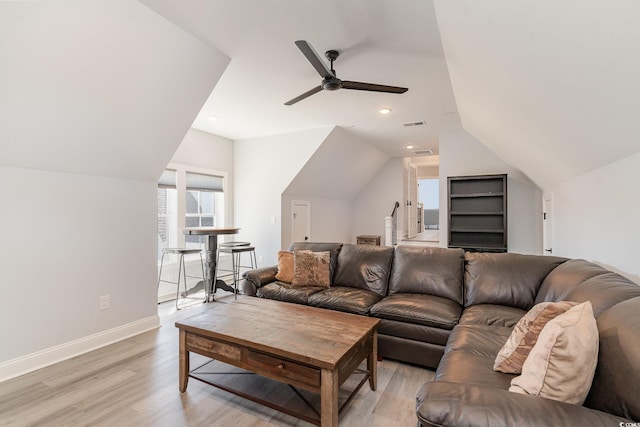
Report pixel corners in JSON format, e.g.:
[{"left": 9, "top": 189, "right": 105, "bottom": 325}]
[
  {"left": 0, "top": 167, "right": 157, "bottom": 369},
  {"left": 549, "top": 152, "right": 640, "bottom": 283},
  {"left": 439, "top": 129, "right": 542, "bottom": 254},
  {"left": 233, "top": 127, "right": 333, "bottom": 266},
  {"left": 352, "top": 158, "right": 405, "bottom": 245},
  {"left": 281, "top": 196, "right": 352, "bottom": 247},
  {"left": 0, "top": 2, "right": 229, "bottom": 380},
  {"left": 281, "top": 127, "right": 389, "bottom": 248}
]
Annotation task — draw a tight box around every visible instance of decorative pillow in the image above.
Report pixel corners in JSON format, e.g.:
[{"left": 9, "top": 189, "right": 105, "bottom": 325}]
[
  {"left": 494, "top": 301, "right": 578, "bottom": 373},
  {"left": 509, "top": 301, "right": 599, "bottom": 405},
  {"left": 274, "top": 251, "right": 294, "bottom": 283},
  {"left": 291, "top": 250, "right": 331, "bottom": 288}
]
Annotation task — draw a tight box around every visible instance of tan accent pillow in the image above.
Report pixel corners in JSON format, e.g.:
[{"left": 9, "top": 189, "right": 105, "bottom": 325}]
[
  {"left": 509, "top": 301, "right": 599, "bottom": 405},
  {"left": 494, "top": 301, "right": 578, "bottom": 373},
  {"left": 291, "top": 250, "right": 331, "bottom": 288},
  {"left": 274, "top": 251, "right": 294, "bottom": 283}
]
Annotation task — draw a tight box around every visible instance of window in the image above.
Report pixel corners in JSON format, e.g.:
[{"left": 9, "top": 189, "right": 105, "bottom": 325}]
[
  {"left": 157, "top": 170, "right": 177, "bottom": 262},
  {"left": 157, "top": 166, "right": 226, "bottom": 303},
  {"left": 157, "top": 167, "right": 226, "bottom": 256}
]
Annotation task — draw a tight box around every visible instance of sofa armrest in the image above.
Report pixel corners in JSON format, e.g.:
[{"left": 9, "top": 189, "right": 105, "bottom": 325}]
[
  {"left": 242, "top": 266, "right": 278, "bottom": 296},
  {"left": 417, "top": 381, "right": 631, "bottom": 427}
]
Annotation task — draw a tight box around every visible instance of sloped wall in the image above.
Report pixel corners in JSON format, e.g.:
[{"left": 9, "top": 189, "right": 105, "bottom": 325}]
[
  {"left": 352, "top": 158, "right": 405, "bottom": 245},
  {"left": 0, "top": 1, "right": 229, "bottom": 379},
  {"left": 434, "top": 1, "right": 640, "bottom": 190},
  {"left": 233, "top": 127, "right": 333, "bottom": 266},
  {"left": 281, "top": 127, "right": 389, "bottom": 247}
]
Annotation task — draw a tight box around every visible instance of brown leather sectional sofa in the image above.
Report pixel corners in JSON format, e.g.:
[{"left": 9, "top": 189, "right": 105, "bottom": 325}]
[{"left": 242, "top": 242, "right": 640, "bottom": 425}]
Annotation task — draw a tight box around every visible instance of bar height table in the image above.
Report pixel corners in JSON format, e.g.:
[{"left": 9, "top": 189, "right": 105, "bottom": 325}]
[{"left": 183, "top": 227, "right": 240, "bottom": 302}]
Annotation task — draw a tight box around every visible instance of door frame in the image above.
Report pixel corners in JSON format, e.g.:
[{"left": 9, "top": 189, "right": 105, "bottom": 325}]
[{"left": 291, "top": 200, "right": 311, "bottom": 243}]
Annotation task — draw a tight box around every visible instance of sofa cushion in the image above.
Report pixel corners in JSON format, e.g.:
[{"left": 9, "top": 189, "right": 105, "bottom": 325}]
[
  {"left": 389, "top": 246, "right": 464, "bottom": 304},
  {"left": 564, "top": 272, "right": 640, "bottom": 316},
  {"left": 494, "top": 301, "right": 578, "bottom": 374},
  {"left": 377, "top": 319, "right": 451, "bottom": 347},
  {"left": 333, "top": 244, "right": 394, "bottom": 297},
  {"left": 464, "top": 252, "right": 567, "bottom": 310},
  {"left": 458, "top": 304, "right": 526, "bottom": 328},
  {"left": 535, "top": 259, "right": 610, "bottom": 304},
  {"left": 443, "top": 324, "right": 513, "bottom": 357},
  {"left": 292, "top": 250, "right": 331, "bottom": 288},
  {"left": 585, "top": 297, "right": 640, "bottom": 420},
  {"left": 370, "top": 293, "right": 461, "bottom": 330},
  {"left": 436, "top": 350, "right": 515, "bottom": 390},
  {"left": 510, "top": 302, "right": 599, "bottom": 405},
  {"left": 256, "top": 282, "right": 325, "bottom": 305},
  {"left": 307, "top": 286, "right": 382, "bottom": 315},
  {"left": 274, "top": 250, "right": 294, "bottom": 283}
]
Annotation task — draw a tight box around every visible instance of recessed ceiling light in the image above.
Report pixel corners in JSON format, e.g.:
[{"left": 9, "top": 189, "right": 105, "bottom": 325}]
[
  {"left": 405, "top": 144, "right": 415, "bottom": 150},
  {"left": 379, "top": 108, "right": 392, "bottom": 115},
  {"left": 208, "top": 116, "right": 219, "bottom": 121}
]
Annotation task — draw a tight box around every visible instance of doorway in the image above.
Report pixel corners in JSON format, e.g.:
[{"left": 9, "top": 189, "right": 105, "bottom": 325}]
[{"left": 292, "top": 200, "right": 310, "bottom": 243}]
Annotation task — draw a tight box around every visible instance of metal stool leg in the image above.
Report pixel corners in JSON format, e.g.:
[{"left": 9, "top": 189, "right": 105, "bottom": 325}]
[
  {"left": 157, "top": 252, "right": 167, "bottom": 289},
  {"left": 198, "top": 251, "right": 205, "bottom": 299},
  {"left": 176, "top": 254, "right": 184, "bottom": 310},
  {"left": 232, "top": 250, "right": 238, "bottom": 300}
]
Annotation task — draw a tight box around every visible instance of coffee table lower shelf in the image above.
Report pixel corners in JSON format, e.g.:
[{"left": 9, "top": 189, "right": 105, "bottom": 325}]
[{"left": 189, "top": 359, "right": 371, "bottom": 426}]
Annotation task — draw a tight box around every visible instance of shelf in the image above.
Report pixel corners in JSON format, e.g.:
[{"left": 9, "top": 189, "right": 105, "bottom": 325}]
[
  {"left": 449, "top": 244, "right": 507, "bottom": 253},
  {"left": 450, "top": 192, "right": 504, "bottom": 198},
  {"left": 450, "top": 228, "right": 504, "bottom": 233},
  {"left": 447, "top": 174, "right": 507, "bottom": 253},
  {"left": 450, "top": 211, "right": 504, "bottom": 216}
]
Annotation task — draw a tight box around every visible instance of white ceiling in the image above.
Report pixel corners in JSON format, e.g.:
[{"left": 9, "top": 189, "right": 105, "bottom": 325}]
[{"left": 139, "top": 0, "right": 460, "bottom": 158}]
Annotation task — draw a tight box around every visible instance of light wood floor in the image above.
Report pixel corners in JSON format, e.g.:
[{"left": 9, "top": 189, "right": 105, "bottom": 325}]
[{"left": 0, "top": 295, "right": 434, "bottom": 427}]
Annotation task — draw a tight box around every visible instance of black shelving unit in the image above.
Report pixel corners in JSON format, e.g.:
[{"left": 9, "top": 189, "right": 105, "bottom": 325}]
[{"left": 447, "top": 174, "right": 507, "bottom": 252}]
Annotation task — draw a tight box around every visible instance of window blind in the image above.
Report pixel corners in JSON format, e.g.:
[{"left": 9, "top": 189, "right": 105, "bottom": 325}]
[
  {"left": 186, "top": 172, "right": 224, "bottom": 192},
  {"left": 158, "top": 169, "right": 177, "bottom": 189}
]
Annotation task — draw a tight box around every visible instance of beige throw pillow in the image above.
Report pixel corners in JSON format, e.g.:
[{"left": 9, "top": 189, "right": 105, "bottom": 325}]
[
  {"left": 509, "top": 301, "right": 599, "bottom": 405},
  {"left": 275, "top": 251, "right": 294, "bottom": 283},
  {"left": 494, "top": 301, "right": 578, "bottom": 373},
  {"left": 291, "top": 250, "right": 331, "bottom": 288}
]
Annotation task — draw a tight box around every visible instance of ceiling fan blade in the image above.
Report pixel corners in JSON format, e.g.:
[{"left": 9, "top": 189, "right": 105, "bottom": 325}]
[
  {"left": 342, "top": 81, "right": 408, "bottom": 94},
  {"left": 294, "top": 40, "right": 334, "bottom": 79},
  {"left": 284, "top": 85, "right": 323, "bottom": 106}
]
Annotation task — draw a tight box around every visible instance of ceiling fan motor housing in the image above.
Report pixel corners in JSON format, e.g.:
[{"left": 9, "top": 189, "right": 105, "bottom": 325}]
[{"left": 322, "top": 77, "right": 342, "bottom": 91}]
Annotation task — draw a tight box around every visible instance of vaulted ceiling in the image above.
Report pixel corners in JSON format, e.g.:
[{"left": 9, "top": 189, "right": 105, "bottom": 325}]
[
  {"left": 141, "top": 0, "right": 640, "bottom": 191},
  {"left": 140, "top": 0, "right": 459, "bottom": 159},
  {"left": 4, "top": 1, "right": 639, "bottom": 192}
]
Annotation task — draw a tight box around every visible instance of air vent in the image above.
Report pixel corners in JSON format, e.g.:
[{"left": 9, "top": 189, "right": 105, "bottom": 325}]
[
  {"left": 414, "top": 149, "right": 434, "bottom": 155},
  {"left": 403, "top": 120, "right": 426, "bottom": 127}
]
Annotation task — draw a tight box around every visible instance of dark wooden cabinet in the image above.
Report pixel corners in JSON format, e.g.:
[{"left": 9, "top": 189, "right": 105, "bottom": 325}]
[{"left": 447, "top": 174, "right": 507, "bottom": 252}]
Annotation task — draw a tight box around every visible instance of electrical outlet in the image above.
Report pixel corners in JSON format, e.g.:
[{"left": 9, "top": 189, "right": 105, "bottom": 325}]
[{"left": 99, "top": 295, "right": 110, "bottom": 311}]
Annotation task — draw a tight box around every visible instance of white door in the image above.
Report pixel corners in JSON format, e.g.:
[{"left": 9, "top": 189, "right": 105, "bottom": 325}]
[
  {"left": 543, "top": 194, "right": 554, "bottom": 255},
  {"left": 292, "top": 200, "right": 310, "bottom": 242},
  {"left": 407, "top": 165, "right": 418, "bottom": 238}
]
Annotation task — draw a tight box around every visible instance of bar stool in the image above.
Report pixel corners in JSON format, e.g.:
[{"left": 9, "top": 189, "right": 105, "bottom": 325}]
[
  {"left": 158, "top": 248, "right": 205, "bottom": 310},
  {"left": 216, "top": 243, "right": 257, "bottom": 300}
]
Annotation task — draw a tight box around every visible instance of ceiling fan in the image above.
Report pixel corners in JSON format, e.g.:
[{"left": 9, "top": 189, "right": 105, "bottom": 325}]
[{"left": 284, "top": 40, "right": 408, "bottom": 106}]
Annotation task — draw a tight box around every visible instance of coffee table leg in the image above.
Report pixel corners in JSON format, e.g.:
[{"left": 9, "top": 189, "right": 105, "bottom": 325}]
[
  {"left": 179, "top": 330, "right": 189, "bottom": 392},
  {"left": 320, "top": 368, "right": 339, "bottom": 427},
  {"left": 368, "top": 331, "right": 377, "bottom": 391}
]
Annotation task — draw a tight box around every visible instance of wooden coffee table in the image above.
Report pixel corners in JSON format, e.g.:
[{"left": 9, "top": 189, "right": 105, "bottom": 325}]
[{"left": 175, "top": 298, "right": 379, "bottom": 427}]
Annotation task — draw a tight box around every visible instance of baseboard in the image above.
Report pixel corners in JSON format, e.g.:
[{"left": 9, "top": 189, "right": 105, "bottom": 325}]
[{"left": 0, "top": 315, "right": 160, "bottom": 383}]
